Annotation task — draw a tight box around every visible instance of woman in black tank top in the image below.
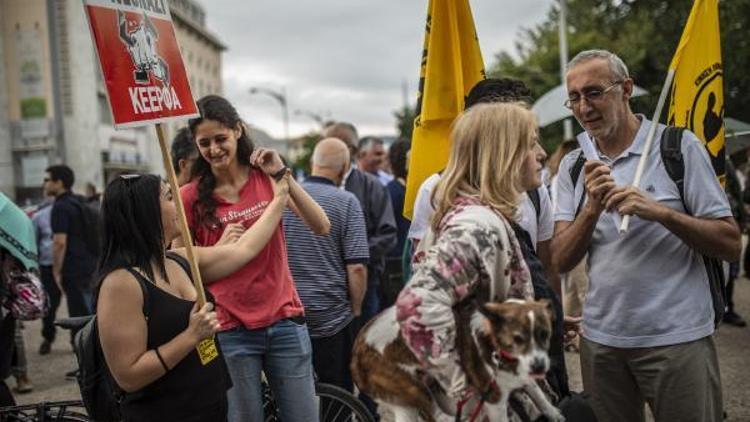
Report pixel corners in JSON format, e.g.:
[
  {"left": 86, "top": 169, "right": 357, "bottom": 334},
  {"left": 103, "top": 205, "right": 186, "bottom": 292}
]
[{"left": 95, "top": 174, "right": 289, "bottom": 421}]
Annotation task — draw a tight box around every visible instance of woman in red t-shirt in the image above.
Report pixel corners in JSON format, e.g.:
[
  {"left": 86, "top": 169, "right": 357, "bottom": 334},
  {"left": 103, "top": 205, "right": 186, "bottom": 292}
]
[{"left": 177, "top": 95, "right": 330, "bottom": 422}]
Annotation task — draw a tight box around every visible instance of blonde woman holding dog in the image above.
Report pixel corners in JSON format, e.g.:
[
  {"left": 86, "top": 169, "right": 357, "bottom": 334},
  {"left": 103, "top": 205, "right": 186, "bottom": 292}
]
[{"left": 396, "top": 102, "right": 555, "bottom": 419}]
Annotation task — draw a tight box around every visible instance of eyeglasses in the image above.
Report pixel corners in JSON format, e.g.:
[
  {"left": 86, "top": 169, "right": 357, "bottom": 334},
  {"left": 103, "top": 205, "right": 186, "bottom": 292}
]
[{"left": 564, "top": 81, "right": 623, "bottom": 109}]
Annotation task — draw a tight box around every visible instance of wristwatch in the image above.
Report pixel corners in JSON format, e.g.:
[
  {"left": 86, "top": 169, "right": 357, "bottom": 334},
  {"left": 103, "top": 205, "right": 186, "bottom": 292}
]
[{"left": 271, "top": 166, "right": 289, "bottom": 181}]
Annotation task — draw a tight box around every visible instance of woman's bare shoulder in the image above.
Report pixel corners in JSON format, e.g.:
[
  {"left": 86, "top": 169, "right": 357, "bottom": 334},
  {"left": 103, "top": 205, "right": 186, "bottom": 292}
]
[{"left": 98, "top": 269, "right": 144, "bottom": 310}]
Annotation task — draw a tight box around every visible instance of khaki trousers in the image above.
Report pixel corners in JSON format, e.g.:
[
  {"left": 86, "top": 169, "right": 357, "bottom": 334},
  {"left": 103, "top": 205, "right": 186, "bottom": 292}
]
[
  {"left": 563, "top": 258, "right": 588, "bottom": 317},
  {"left": 580, "top": 336, "right": 723, "bottom": 422}
]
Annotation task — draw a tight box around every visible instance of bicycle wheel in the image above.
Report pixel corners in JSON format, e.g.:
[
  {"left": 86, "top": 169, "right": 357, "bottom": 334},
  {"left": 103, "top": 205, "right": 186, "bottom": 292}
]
[
  {"left": 0, "top": 400, "right": 89, "bottom": 422},
  {"left": 47, "top": 413, "right": 89, "bottom": 422},
  {"left": 315, "top": 383, "right": 375, "bottom": 422},
  {"left": 49, "top": 400, "right": 89, "bottom": 422},
  {"left": 262, "top": 381, "right": 280, "bottom": 422}
]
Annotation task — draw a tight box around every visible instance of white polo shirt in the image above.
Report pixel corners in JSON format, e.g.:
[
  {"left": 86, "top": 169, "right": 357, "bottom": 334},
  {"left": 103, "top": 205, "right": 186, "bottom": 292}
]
[{"left": 554, "top": 115, "right": 732, "bottom": 348}]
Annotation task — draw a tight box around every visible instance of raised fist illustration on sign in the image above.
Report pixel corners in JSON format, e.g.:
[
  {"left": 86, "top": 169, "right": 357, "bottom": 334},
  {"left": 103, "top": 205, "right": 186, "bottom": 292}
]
[{"left": 118, "top": 10, "right": 170, "bottom": 86}]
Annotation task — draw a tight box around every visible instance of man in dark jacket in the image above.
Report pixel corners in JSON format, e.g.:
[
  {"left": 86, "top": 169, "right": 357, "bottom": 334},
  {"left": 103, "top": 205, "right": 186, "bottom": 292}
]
[{"left": 322, "top": 122, "right": 397, "bottom": 325}]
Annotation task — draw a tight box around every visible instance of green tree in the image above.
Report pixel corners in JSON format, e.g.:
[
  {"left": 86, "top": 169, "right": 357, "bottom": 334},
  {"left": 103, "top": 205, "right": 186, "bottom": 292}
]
[
  {"left": 394, "top": 105, "right": 416, "bottom": 141},
  {"left": 292, "top": 132, "right": 322, "bottom": 175},
  {"left": 488, "top": 0, "right": 750, "bottom": 151}
]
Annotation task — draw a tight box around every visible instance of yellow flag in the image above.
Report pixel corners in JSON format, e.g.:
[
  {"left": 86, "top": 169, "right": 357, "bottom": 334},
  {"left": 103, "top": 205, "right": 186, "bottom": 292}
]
[
  {"left": 403, "top": 0, "right": 485, "bottom": 218},
  {"left": 667, "top": 0, "right": 725, "bottom": 185}
]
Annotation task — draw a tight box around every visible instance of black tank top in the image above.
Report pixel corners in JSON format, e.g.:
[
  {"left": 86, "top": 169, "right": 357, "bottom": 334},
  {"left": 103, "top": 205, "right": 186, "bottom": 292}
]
[{"left": 119, "top": 253, "right": 231, "bottom": 421}]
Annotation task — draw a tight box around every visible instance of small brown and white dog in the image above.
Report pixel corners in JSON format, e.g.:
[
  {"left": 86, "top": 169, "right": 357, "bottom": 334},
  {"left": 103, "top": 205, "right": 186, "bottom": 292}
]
[{"left": 351, "top": 299, "right": 564, "bottom": 422}]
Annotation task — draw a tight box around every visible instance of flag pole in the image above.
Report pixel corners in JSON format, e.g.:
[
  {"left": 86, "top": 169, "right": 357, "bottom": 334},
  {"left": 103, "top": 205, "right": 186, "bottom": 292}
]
[
  {"left": 619, "top": 69, "right": 675, "bottom": 233},
  {"left": 155, "top": 123, "right": 207, "bottom": 306}
]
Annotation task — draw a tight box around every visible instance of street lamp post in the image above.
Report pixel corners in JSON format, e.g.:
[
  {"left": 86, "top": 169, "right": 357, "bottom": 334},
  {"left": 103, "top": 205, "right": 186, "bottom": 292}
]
[
  {"left": 559, "top": 0, "right": 573, "bottom": 141},
  {"left": 294, "top": 109, "right": 325, "bottom": 126},
  {"left": 248, "top": 86, "right": 290, "bottom": 143}
]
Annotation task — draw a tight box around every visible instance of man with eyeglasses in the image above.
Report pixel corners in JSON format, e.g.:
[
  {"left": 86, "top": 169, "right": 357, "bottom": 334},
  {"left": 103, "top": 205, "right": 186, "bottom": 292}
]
[{"left": 551, "top": 49, "right": 740, "bottom": 422}]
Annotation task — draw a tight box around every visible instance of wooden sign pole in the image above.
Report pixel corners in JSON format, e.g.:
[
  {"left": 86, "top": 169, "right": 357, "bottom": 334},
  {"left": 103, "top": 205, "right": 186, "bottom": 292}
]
[{"left": 155, "top": 123, "right": 207, "bottom": 306}]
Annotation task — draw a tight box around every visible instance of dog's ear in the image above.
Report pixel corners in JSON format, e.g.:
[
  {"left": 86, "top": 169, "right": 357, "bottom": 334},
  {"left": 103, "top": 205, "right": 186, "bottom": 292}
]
[
  {"left": 536, "top": 299, "right": 554, "bottom": 323},
  {"left": 479, "top": 302, "right": 506, "bottom": 329}
]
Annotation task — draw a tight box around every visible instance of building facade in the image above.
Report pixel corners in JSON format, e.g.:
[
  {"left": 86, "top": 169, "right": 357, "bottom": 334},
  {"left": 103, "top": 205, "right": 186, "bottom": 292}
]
[{"left": 0, "top": 0, "right": 224, "bottom": 203}]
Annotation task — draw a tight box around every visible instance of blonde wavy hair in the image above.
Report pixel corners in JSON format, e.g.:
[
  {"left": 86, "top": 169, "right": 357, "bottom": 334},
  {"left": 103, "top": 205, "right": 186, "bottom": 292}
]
[{"left": 431, "top": 102, "right": 538, "bottom": 230}]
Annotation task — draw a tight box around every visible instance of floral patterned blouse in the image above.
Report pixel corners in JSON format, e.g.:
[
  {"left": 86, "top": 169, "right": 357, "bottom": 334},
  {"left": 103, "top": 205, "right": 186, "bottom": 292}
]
[{"left": 396, "top": 195, "right": 533, "bottom": 400}]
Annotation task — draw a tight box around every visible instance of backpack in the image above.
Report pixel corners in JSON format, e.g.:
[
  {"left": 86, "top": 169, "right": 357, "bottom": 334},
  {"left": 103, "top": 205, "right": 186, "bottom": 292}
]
[
  {"left": 2, "top": 269, "right": 48, "bottom": 321},
  {"left": 569, "top": 126, "right": 727, "bottom": 326},
  {"left": 75, "top": 314, "right": 125, "bottom": 421},
  {"left": 75, "top": 252, "right": 191, "bottom": 421},
  {"left": 75, "top": 270, "right": 150, "bottom": 421},
  {"left": 71, "top": 195, "right": 103, "bottom": 259}
]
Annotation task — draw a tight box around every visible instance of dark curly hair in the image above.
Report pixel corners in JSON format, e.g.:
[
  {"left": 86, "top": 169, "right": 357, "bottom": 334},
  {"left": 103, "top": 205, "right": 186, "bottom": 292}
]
[
  {"left": 464, "top": 78, "right": 534, "bottom": 109},
  {"left": 188, "top": 95, "right": 254, "bottom": 230},
  {"left": 388, "top": 139, "right": 411, "bottom": 180}
]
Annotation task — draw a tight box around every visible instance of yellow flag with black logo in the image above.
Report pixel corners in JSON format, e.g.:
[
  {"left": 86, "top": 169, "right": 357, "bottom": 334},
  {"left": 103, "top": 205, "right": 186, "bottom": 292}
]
[
  {"left": 403, "top": 0, "right": 485, "bottom": 218},
  {"left": 667, "top": 0, "right": 725, "bottom": 185}
]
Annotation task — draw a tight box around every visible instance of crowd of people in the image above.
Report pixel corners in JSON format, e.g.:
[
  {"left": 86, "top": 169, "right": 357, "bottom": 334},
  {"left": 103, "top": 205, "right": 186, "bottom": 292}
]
[{"left": 0, "top": 48, "right": 745, "bottom": 422}]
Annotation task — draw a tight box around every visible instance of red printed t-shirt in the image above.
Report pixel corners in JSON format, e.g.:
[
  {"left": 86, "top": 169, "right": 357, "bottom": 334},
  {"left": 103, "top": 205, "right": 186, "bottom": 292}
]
[{"left": 181, "top": 168, "right": 304, "bottom": 330}]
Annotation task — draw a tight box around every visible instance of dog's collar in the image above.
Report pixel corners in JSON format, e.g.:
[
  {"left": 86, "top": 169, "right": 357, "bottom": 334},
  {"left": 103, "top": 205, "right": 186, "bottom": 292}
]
[
  {"left": 496, "top": 349, "right": 518, "bottom": 363},
  {"left": 488, "top": 337, "right": 519, "bottom": 365},
  {"left": 486, "top": 333, "right": 519, "bottom": 365}
]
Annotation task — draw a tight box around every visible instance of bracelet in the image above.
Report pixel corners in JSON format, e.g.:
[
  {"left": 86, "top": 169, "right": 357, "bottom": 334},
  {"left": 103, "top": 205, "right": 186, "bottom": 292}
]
[
  {"left": 154, "top": 347, "right": 170, "bottom": 372},
  {"left": 271, "top": 166, "right": 289, "bottom": 181}
]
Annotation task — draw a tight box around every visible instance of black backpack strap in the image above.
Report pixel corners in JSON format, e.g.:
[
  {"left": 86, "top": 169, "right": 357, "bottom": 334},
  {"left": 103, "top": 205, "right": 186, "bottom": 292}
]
[
  {"left": 569, "top": 152, "right": 587, "bottom": 217},
  {"left": 527, "top": 188, "right": 541, "bottom": 223},
  {"left": 123, "top": 269, "right": 151, "bottom": 319},
  {"left": 120, "top": 253, "right": 192, "bottom": 319},
  {"left": 166, "top": 251, "right": 194, "bottom": 282},
  {"left": 659, "top": 126, "right": 727, "bottom": 327},
  {"left": 660, "top": 126, "right": 687, "bottom": 207}
]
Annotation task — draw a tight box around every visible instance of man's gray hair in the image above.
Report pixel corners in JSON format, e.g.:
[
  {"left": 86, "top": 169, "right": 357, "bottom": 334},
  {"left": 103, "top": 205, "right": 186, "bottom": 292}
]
[
  {"left": 567, "top": 49, "right": 630, "bottom": 81},
  {"left": 358, "top": 136, "right": 383, "bottom": 153},
  {"left": 322, "top": 122, "right": 359, "bottom": 146}
]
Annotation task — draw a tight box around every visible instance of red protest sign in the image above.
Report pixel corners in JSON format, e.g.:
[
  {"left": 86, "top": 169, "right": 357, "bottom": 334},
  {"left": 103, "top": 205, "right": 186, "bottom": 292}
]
[{"left": 83, "top": 0, "right": 198, "bottom": 128}]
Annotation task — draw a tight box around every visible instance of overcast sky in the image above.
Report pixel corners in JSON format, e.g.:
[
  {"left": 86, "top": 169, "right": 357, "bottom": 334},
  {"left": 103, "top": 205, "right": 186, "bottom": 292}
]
[{"left": 204, "top": 1, "right": 555, "bottom": 139}]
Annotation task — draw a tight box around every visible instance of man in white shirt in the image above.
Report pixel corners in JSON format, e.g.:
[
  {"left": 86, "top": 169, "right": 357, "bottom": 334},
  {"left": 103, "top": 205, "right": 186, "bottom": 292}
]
[{"left": 552, "top": 49, "right": 739, "bottom": 422}]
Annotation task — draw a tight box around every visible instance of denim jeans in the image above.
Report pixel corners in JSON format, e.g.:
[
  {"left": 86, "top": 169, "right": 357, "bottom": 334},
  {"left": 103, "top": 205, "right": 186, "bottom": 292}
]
[{"left": 219, "top": 318, "right": 317, "bottom": 422}]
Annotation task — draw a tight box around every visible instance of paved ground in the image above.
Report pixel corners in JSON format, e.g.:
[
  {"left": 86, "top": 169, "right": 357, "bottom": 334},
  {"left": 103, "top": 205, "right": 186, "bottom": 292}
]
[{"left": 8, "top": 277, "right": 750, "bottom": 420}]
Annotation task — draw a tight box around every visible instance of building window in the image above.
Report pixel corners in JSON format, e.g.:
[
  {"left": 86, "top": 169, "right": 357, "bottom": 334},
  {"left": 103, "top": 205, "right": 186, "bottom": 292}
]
[{"left": 98, "top": 94, "right": 112, "bottom": 125}]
